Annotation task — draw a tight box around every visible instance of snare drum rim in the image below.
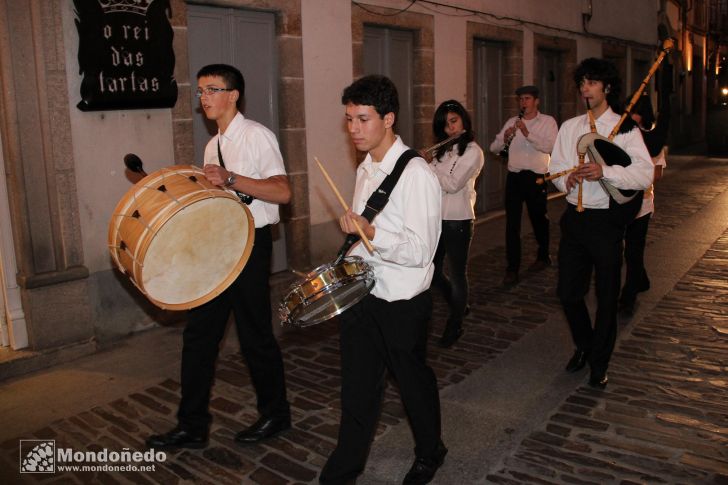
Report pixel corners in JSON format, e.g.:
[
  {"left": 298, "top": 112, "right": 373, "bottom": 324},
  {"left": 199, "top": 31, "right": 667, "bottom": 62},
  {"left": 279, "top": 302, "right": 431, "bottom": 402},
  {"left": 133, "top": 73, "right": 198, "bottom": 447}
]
[
  {"left": 280, "top": 256, "right": 369, "bottom": 310},
  {"left": 279, "top": 256, "right": 374, "bottom": 325},
  {"left": 284, "top": 273, "right": 374, "bottom": 327}
]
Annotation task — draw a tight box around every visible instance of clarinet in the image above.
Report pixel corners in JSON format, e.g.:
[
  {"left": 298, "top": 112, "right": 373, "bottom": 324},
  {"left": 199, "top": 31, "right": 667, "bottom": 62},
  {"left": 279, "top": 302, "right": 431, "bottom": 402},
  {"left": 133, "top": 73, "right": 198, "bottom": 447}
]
[{"left": 498, "top": 108, "right": 525, "bottom": 160}]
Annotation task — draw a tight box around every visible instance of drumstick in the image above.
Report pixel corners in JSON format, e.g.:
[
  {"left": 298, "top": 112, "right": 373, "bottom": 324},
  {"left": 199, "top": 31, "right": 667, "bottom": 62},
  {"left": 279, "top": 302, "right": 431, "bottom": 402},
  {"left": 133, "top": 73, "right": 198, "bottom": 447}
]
[
  {"left": 315, "top": 157, "right": 374, "bottom": 254},
  {"left": 290, "top": 268, "right": 308, "bottom": 278}
]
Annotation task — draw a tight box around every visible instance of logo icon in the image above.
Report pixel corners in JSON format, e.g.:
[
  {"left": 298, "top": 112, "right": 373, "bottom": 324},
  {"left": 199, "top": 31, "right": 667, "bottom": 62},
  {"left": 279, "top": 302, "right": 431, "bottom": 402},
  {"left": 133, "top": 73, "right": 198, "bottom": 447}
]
[
  {"left": 19, "top": 440, "right": 55, "bottom": 473},
  {"left": 97, "top": 0, "right": 153, "bottom": 16}
]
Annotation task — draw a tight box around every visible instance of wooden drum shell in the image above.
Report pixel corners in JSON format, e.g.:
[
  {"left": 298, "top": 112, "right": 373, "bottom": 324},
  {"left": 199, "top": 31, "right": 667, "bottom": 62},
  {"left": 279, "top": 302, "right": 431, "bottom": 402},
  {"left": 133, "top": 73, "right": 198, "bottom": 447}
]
[{"left": 108, "top": 165, "right": 254, "bottom": 310}]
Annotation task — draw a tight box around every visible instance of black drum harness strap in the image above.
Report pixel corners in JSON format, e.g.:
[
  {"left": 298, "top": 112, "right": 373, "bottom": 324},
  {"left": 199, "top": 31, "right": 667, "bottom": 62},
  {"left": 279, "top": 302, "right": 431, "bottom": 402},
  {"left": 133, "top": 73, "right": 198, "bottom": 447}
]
[
  {"left": 218, "top": 139, "right": 255, "bottom": 205},
  {"left": 335, "top": 149, "right": 419, "bottom": 263}
]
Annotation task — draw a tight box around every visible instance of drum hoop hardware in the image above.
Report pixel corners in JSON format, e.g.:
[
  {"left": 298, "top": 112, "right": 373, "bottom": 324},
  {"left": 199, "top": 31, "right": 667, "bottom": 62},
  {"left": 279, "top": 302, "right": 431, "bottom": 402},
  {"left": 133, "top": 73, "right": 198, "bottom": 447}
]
[
  {"left": 293, "top": 270, "right": 373, "bottom": 309},
  {"left": 279, "top": 256, "right": 376, "bottom": 327},
  {"left": 284, "top": 274, "right": 375, "bottom": 326},
  {"left": 286, "top": 279, "right": 375, "bottom": 326},
  {"left": 109, "top": 165, "right": 256, "bottom": 310},
  {"left": 298, "top": 271, "right": 370, "bottom": 307}
]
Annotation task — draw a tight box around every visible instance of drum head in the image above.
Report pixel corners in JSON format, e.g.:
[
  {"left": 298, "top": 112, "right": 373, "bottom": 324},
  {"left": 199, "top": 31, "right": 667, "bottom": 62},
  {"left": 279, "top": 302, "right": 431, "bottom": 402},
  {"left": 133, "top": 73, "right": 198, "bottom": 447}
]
[
  {"left": 288, "top": 277, "right": 374, "bottom": 327},
  {"left": 142, "top": 197, "right": 253, "bottom": 309}
]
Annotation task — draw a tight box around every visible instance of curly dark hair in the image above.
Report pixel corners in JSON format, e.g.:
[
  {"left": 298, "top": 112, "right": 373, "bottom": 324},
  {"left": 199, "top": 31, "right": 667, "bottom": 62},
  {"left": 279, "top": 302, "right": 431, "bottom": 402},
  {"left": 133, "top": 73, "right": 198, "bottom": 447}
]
[
  {"left": 197, "top": 64, "right": 245, "bottom": 109},
  {"left": 341, "top": 75, "right": 399, "bottom": 122},
  {"left": 573, "top": 58, "right": 621, "bottom": 113},
  {"left": 630, "top": 92, "right": 656, "bottom": 129},
  {"left": 432, "top": 99, "right": 475, "bottom": 159}
]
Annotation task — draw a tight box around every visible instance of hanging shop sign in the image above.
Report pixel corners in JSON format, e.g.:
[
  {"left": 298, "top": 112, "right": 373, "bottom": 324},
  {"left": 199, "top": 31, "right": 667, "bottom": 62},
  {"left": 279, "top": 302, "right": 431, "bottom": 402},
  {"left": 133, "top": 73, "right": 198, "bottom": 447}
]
[{"left": 74, "top": 0, "right": 177, "bottom": 111}]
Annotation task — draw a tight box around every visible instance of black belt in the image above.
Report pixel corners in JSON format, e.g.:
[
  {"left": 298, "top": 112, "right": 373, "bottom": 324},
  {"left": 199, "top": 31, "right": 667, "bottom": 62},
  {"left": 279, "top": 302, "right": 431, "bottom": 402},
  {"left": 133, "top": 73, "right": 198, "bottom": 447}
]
[
  {"left": 510, "top": 169, "right": 545, "bottom": 175},
  {"left": 566, "top": 203, "right": 607, "bottom": 212},
  {"left": 442, "top": 219, "right": 473, "bottom": 229}
]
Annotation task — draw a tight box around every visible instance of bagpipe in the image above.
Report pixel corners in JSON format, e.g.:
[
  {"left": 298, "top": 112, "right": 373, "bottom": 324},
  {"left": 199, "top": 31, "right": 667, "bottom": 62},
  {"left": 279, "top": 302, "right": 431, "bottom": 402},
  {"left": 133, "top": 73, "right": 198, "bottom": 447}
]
[{"left": 542, "top": 37, "right": 674, "bottom": 212}]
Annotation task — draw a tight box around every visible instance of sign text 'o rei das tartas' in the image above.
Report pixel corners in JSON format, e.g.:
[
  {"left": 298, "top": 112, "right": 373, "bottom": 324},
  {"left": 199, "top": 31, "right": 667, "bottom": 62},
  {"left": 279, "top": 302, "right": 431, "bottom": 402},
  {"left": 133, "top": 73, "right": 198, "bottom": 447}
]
[{"left": 74, "top": 0, "right": 177, "bottom": 111}]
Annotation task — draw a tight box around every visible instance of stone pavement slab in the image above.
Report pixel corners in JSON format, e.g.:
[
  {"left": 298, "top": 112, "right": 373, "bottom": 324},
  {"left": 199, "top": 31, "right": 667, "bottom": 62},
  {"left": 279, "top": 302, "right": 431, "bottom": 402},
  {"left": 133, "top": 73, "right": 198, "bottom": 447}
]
[
  {"left": 485, "top": 227, "right": 728, "bottom": 485},
  {"left": 0, "top": 155, "right": 726, "bottom": 484}
]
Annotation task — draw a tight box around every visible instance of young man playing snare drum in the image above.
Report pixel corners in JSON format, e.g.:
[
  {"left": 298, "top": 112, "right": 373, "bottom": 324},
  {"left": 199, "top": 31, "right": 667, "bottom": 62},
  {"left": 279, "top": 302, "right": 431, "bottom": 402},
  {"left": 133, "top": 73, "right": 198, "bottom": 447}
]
[
  {"left": 146, "top": 64, "right": 292, "bottom": 449},
  {"left": 319, "top": 75, "right": 446, "bottom": 485}
]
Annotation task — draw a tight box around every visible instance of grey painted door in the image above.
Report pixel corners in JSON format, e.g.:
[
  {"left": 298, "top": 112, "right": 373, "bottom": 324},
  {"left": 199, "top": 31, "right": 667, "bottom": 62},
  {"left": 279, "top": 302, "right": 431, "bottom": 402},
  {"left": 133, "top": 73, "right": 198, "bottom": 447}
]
[
  {"left": 363, "top": 26, "right": 414, "bottom": 146},
  {"left": 474, "top": 39, "right": 506, "bottom": 213},
  {"left": 187, "top": 5, "right": 286, "bottom": 272},
  {"left": 538, "top": 49, "right": 562, "bottom": 123}
]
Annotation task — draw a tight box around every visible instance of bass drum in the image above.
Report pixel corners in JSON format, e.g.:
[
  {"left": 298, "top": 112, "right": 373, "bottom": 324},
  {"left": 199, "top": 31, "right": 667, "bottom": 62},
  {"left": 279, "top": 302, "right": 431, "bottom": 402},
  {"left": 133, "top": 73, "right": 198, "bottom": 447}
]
[{"left": 108, "top": 165, "right": 254, "bottom": 310}]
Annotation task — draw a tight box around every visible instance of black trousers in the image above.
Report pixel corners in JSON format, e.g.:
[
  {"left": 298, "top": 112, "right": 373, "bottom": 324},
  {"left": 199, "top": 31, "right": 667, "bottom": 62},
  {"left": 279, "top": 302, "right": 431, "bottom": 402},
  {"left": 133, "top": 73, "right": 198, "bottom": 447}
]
[
  {"left": 557, "top": 205, "right": 623, "bottom": 375},
  {"left": 320, "top": 291, "right": 441, "bottom": 484},
  {"left": 505, "top": 170, "right": 550, "bottom": 271},
  {"left": 621, "top": 212, "right": 651, "bottom": 302},
  {"left": 177, "top": 226, "right": 289, "bottom": 433},
  {"left": 431, "top": 219, "right": 474, "bottom": 325}
]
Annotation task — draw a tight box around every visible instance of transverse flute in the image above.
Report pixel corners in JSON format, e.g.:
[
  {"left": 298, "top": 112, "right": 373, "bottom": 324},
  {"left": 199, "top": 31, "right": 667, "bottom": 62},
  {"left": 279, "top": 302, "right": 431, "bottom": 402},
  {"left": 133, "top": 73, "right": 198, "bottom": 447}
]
[{"left": 422, "top": 130, "right": 466, "bottom": 154}]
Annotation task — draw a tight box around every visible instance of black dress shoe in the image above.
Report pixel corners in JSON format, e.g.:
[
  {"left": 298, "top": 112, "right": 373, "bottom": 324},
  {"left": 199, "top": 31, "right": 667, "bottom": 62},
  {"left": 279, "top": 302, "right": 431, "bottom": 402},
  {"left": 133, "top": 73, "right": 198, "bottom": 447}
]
[
  {"left": 235, "top": 415, "right": 291, "bottom": 444},
  {"left": 502, "top": 270, "right": 519, "bottom": 287},
  {"left": 565, "top": 349, "right": 588, "bottom": 373},
  {"left": 588, "top": 372, "right": 608, "bottom": 389},
  {"left": 527, "top": 258, "right": 551, "bottom": 272},
  {"left": 403, "top": 442, "right": 448, "bottom": 484},
  {"left": 618, "top": 292, "right": 637, "bottom": 316},
  {"left": 438, "top": 326, "right": 463, "bottom": 348},
  {"left": 618, "top": 300, "right": 636, "bottom": 317},
  {"left": 145, "top": 427, "right": 208, "bottom": 449}
]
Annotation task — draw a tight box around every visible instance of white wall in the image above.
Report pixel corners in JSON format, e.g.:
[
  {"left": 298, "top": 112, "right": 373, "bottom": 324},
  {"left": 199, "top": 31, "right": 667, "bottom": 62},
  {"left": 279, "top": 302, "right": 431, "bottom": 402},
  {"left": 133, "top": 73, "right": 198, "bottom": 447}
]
[
  {"left": 579, "top": 38, "right": 604, "bottom": 62},
  {"left": 362, "top": 0, "right": 655, "bottom": 50},
  {"left": 0, "top": 133, "right": 28, "bottom": 349},
  {"left": 449, "top": 0, "right": 655, "bottom": 47},
  {"left": 301, "top": 0, "right": 356, "bottom": 228},
  {"left": 433, "top": 14, "right": 467, "bottom": 105},
  {"left": 62, "top": 0, "right": 176, "bottom": 275},
  {"left": 300, "top": 0, "right": 657, "bottom": 244},
  {"left": 59, "top": 0, "right": 658, "bottom": 270}
]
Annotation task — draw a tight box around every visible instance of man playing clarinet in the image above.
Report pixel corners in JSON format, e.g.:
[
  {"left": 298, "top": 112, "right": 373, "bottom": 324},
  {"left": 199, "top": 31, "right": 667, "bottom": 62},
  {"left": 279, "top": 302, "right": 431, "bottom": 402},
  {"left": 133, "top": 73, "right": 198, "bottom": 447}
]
[{"left": 490, "top": 85, "right": 558, "bottom": 286}]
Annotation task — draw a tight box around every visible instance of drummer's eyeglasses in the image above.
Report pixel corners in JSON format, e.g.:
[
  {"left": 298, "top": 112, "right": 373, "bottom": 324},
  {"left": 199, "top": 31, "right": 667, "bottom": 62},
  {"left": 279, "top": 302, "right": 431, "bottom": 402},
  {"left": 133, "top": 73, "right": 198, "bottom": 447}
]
[{"left": 195, "top": 87, "right": 233, "bottom": 98}]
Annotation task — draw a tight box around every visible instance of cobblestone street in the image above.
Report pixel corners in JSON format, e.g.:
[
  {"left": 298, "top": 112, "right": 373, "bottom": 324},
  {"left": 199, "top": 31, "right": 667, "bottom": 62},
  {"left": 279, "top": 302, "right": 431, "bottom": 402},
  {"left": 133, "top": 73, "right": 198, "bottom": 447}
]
[
  {"left": 1, "top": 154, "right": 727, "bottom": 484},
  {"left": 487, "top": 230, "right": 728, "bottom": 484}
]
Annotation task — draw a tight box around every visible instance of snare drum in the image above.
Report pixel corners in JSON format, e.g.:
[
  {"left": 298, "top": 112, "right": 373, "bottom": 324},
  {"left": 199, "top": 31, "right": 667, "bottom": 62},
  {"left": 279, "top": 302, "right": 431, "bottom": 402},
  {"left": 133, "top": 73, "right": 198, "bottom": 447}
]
[
  {"left": 279, "top": 256, "right": 375, "bottom": 327},
  {"left": 108, "top": 165, "right": 254, "bottom": 310}
]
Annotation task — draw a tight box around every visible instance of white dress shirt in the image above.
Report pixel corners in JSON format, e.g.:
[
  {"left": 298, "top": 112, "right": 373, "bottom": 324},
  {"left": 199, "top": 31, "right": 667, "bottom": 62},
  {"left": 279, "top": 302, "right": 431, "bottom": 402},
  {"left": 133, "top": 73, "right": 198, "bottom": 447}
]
[
  {"left": 550, "top": 108, "right": 653, "bottom": 209},
  {"left": 489, "top": 112, "right": 558, "bottom": 174},
  {"left": 637, "top": 148, "right": 667, "bottom": 218},
  {"left": 348, "top": 136, "right": 442, "bottom": 302},
  {"left": 204, "top": 112, "right": 286, "bottom": 228},
  {"left": 429, "top": 141, "right": 484, "bottom": 220}
]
